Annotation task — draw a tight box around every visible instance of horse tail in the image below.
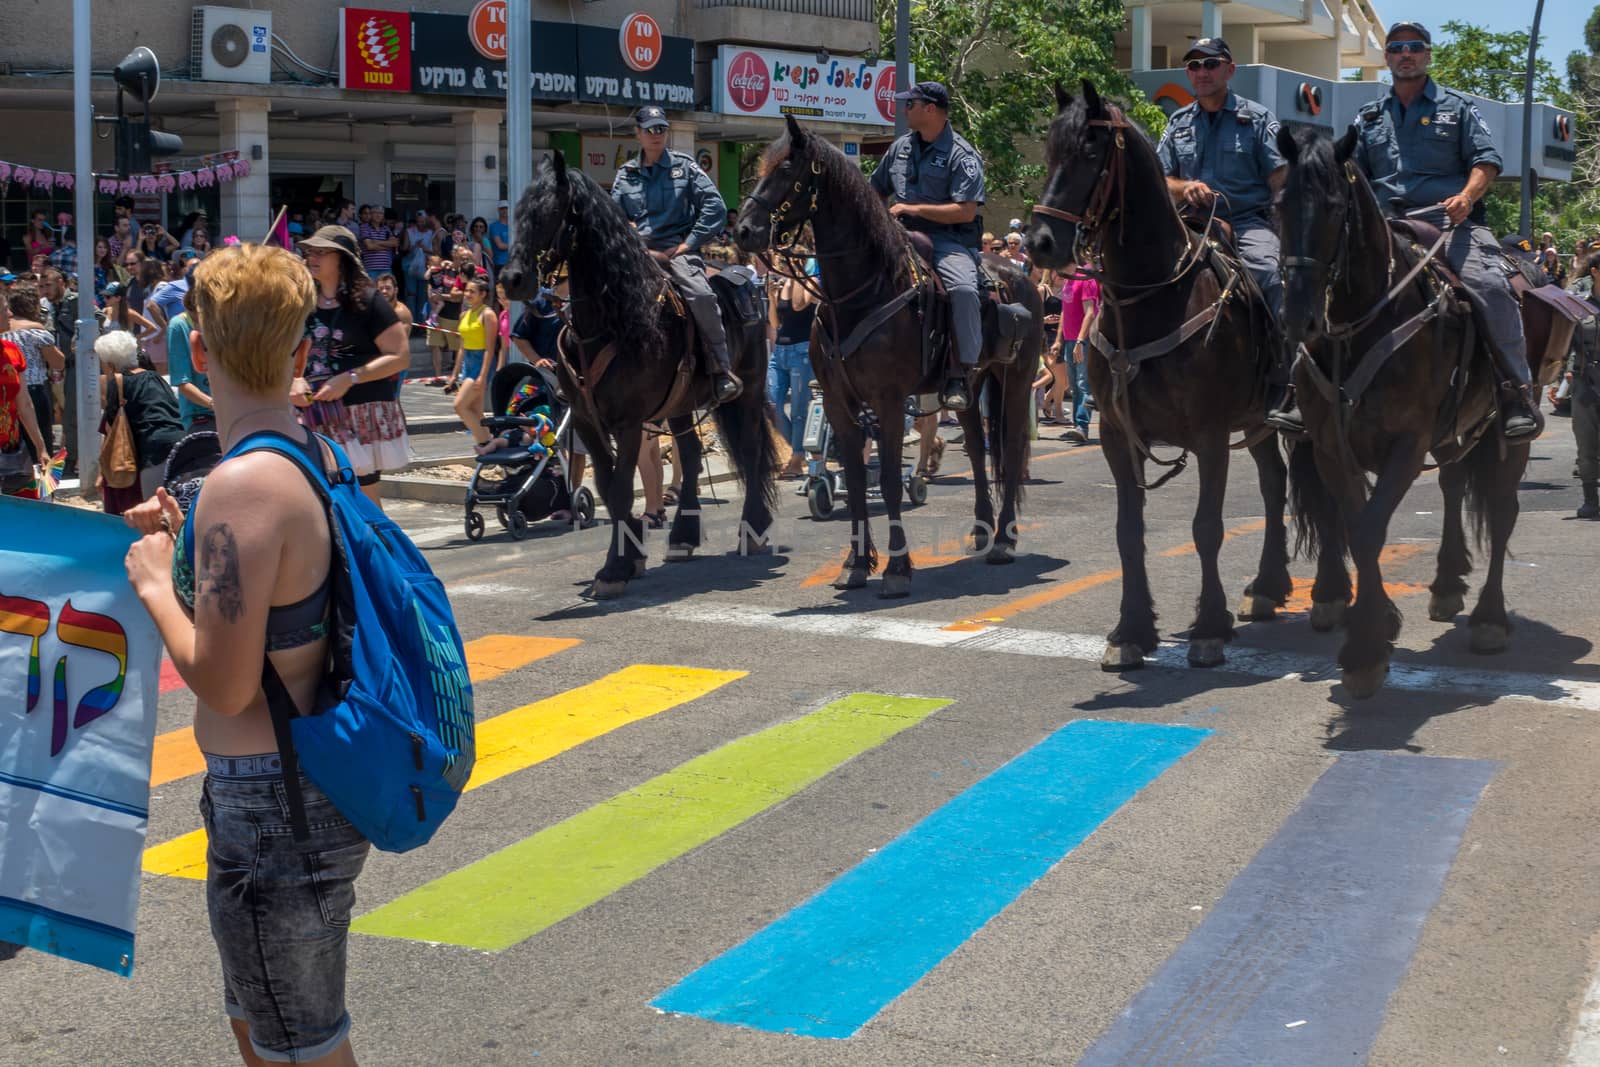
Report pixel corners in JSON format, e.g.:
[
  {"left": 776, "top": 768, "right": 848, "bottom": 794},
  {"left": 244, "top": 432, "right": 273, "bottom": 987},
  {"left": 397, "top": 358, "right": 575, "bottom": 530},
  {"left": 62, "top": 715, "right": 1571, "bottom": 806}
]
[
  {"left": 1288, "top": 437, "right": 1335, "bottom": 561},
  {"left": 1462, "top": 436, "right": 1499, "bottom": 552},
  {"left": 711, "top": 370, "right": 779, "bottom": 518}
]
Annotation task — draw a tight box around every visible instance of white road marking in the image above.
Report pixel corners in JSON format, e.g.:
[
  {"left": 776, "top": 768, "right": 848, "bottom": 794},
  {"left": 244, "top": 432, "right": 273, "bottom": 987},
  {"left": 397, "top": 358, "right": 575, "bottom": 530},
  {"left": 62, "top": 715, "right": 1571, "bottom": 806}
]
[
  {"left": 1569, "top": 960, "right": 1600, "bottom": 1066},
  {"left": 660, "top": 602, "right": 1600, "bottom": 711},
  {"left": 407, "top": 524, "right": 467, "bottom": 546},
  {"left": 447, "top": 583, "right": 526, "bottom": 597}
]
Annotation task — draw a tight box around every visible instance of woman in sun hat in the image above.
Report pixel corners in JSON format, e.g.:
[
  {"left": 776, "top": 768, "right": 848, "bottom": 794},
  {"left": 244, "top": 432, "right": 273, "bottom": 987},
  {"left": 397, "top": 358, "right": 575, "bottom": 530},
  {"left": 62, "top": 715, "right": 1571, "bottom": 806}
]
[{"left": 291, "top": 225, "right": 410, "bottom": 509}]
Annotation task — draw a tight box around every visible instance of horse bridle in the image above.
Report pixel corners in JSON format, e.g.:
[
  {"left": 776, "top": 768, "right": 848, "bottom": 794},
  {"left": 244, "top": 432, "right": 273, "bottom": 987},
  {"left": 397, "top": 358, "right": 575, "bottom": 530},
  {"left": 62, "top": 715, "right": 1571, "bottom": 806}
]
[
  {"left": 741, "top": 156, "right": 881, "bottom": 307},
  {"left": 742, "top": 160, "right": 821, "bottom": 251},
  {"left": 1030, "top": 107, "right": 1133, "bottom": 261},
  {"left": 533, "top": 189, "right": 582, "bottom": 292}
]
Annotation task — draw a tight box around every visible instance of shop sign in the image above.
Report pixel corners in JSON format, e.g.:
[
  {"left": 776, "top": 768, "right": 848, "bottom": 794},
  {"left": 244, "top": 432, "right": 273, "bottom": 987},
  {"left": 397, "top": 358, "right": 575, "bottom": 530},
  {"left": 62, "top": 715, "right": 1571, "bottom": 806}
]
[
  {"left": 337, "top": 7, "right": 691, "bottom": 106},
  {"left": 579, "top": 137, "right": 720, "bottom": 187},
  {"left": 714, "top": 45, "right": 908, "bottom": 126},
  {"left": 340, "top": 8, "right": 413, "bottom": 92}
]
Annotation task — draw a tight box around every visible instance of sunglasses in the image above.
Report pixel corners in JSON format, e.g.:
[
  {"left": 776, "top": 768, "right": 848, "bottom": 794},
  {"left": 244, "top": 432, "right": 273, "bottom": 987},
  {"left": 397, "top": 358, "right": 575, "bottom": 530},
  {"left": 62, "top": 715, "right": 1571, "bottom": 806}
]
[
  {"left": 1385, "top": 41, "right": 1428, "bottom": 54},
  {"left": 1186, "top": 57, "right": 1226, "bottom": 71}
]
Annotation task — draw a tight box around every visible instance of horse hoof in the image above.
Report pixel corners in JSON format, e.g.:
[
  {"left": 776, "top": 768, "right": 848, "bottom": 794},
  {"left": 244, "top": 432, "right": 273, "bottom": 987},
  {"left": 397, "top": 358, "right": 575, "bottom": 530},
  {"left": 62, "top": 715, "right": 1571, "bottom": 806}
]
[
  {"left": 632, "top": 559, "right": 648, "bottom": 578},
  {"left": 833, "top": 567, "right": 869, "bottom": 590},
  {"left": 969, "top": 528, "right": 994, "bottom": 553},
  {"left": 1101, "top": 643, "right": 1145, "bottom": 672},
  {"left": 1188, "top": 638, "right": 1227, "bottom": 668},
  {"left": 879, "top": 573, "right": 912, "bottom": 599},
  {"left": 1470, "top": 622, "right": 1510, "bottom": 654},
  {"left": 1310, "top": 600, "right": 1348, "bottom": 632},
  {"left": 1238, "top": 593, "right": 1278, "bottom": 621},
  {"left": 985, "top": 543, "right": 1016, "bottom": 565},
  {"left": 590, "top": 579, "right": 628, "bottom": 600},
  {"left": 1382, "top": 605, "right": 1404, "bottom": 642},
  {"left": 664, "top": 544, "right": 696, "bottom": 562},
  {"left": 1341, "top": 663, "right": 1389, "bottom": 700},
  {"left": 1428, "top": 592, "right": 1464, "bottom": 622}
]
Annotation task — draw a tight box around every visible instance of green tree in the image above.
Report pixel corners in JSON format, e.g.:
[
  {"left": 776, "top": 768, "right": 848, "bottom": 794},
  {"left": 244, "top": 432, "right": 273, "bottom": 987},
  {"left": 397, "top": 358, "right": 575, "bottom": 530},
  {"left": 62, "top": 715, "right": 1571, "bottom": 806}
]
[
  {"left": 874, "top": 0, "right": 1163, "bottom": 198},
  {"left": 1429, "top": 20, "right": 1566, "bottom": 106}
]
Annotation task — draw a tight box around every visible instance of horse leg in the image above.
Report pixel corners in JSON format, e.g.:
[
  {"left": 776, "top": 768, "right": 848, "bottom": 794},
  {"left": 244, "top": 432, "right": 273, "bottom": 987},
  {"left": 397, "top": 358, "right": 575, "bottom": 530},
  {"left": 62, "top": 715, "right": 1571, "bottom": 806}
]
[
  {"left": 1188, "top": 437, "right": 1235, "bottom": 667},
  {"left": 876, "top": 395, "right": 914, "bottom": 599},
  {"left": 1466, "top": 441, "right": 1529, "bottom": 653},
  {"left": 592, "top": 425, "right": 645, "bottom": 598},
  {"left": 1240, "top": 435, "right": 1292, "bottom": 620},
  {"left": 1099, "top": 423, "right": 1158, "bottom": 670},
  {"left": 665, "top": 416, "right": 703, "bottom": 561},
  {"left": 957, "top": 402, "right": 996, "bottom": 552},
  {"left": 1291, "top": 439, "right": 1352, "bottom": 631},
  {"left": 989, "top": 367, "right": 1029, "bottom": 564},
  {"left": 827, "top": 400, "right": 875, "bottom": 589},
  {"left": 1428, "top": 459, "right": 1471, "bottom": 620},
  {"left": 1339, "top": 440, "right": 1425, "bottom": 698}
]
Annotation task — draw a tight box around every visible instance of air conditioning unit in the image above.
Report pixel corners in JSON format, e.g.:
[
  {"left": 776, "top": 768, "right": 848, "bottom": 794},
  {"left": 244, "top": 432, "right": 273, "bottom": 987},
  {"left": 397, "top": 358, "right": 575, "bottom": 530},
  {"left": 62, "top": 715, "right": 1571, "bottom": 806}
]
[{"left": 192, "top": 6, "right": 273, "bottom": 84}]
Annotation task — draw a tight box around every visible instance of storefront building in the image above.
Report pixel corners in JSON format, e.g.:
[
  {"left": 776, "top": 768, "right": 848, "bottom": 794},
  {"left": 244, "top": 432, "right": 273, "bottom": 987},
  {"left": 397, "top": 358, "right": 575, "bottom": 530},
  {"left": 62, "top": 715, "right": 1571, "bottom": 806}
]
[{"left": 0, "top": 0, "right": 887, "bottom": 260}]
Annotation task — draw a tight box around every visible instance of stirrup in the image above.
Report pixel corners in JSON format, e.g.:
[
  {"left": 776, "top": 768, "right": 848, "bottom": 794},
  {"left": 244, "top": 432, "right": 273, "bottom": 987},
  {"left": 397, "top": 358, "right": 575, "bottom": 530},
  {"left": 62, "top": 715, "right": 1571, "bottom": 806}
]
[
  {"left": 940, "top": 377, "right": 971, "bottom": 412},
  {"left": 712, "top": 373, "right": 743, "bottom": 404},
  {"left": 1500, "top": 385, "right": 1541, "bottom": 439}
]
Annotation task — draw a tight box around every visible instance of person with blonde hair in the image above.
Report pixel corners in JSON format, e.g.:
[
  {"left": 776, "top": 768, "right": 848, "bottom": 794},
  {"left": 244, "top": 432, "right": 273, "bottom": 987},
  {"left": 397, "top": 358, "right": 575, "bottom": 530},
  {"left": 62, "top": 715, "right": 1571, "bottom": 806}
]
[{"left": 124, "top": 242, "right": 369, "bottom": 1067}]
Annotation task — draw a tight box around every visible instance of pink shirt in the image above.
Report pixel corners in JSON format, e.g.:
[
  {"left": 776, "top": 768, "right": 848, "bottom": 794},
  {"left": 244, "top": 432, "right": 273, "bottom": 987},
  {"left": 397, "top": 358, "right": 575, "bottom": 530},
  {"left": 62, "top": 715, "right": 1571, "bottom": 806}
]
[{"left": 1059, "top": 275, "right": 1100, "bottom": 340}]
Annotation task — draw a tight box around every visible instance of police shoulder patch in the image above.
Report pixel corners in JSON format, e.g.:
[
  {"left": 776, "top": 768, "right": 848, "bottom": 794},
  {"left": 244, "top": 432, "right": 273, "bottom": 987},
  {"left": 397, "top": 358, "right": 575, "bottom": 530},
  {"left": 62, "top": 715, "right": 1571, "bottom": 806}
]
[
  {"left": 1265, "top": 119, "right": 1282, "bottom": 138},
  {"left": 961, "top": 155, "right": 981, "bottom": 177}
]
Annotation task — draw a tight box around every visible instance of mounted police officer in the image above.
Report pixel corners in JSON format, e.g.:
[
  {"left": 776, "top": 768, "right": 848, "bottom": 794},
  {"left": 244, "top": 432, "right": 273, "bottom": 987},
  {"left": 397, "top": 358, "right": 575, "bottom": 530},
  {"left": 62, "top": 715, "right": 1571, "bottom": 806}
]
[
  {"left": 1336, "top": 20, "right": 1539, "bottom": 438},
  {"left": 612, "top": 105, "right": 742, "bottom": 403},
  {"left": 1153, "top": 37, "right": 1294, "bottom": 423},
  {"left": 869, "top": 81, "right": 986, "bottom": 411}
]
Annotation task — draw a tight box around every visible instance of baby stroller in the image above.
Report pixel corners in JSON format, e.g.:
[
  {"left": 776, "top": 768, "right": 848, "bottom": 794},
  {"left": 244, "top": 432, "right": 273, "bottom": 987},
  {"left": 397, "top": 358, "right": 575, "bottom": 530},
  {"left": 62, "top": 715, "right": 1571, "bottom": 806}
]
[
  {"left": 464, "top": 362, "right": 596, "bottom": 541},
  {"left": 799, "top": 379, "right": 927, "bottom": 521}
]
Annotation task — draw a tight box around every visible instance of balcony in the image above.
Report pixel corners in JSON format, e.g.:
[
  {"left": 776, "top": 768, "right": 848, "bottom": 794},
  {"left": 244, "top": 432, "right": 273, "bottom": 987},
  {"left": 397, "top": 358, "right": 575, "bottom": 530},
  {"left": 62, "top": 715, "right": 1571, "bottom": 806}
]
[{"left": 690, "top": 0, "right": 879, "bottom": 56}]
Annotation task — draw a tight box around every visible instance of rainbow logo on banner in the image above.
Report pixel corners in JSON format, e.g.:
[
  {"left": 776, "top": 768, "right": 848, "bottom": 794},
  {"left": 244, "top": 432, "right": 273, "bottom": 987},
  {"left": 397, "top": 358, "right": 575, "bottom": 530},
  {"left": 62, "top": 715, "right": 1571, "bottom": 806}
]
[{"left": 0, "top": 497, "right": 159, "bottom": 976}]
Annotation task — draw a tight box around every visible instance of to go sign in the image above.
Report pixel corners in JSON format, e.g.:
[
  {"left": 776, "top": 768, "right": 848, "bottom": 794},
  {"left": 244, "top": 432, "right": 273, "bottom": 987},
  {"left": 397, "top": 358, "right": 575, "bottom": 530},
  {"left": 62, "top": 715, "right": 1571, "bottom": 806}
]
[{"left": 619, "top": 12, "right": 662, "bottom": 73}]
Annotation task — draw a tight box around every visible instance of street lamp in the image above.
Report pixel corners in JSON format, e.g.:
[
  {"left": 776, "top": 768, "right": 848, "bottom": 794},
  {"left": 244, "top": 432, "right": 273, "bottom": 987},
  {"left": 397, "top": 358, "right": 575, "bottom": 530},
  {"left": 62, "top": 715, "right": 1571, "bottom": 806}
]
[{"left": 1521, "top": 0, "right": 1545, "bottom": 237}]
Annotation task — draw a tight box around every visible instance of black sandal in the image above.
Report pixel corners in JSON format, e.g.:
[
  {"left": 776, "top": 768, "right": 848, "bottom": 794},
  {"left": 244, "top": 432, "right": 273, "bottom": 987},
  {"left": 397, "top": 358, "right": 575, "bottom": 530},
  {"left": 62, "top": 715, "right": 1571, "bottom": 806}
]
[{"left": 644, "top": 509, "right": 668, "bottom": 529}]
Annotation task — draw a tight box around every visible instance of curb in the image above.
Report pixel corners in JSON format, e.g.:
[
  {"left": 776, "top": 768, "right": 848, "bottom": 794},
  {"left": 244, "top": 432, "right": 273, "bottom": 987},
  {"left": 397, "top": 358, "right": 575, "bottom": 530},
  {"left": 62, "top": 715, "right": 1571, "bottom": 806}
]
[{"left": 382, "top": 461, "right": 749, "bottom": 507}]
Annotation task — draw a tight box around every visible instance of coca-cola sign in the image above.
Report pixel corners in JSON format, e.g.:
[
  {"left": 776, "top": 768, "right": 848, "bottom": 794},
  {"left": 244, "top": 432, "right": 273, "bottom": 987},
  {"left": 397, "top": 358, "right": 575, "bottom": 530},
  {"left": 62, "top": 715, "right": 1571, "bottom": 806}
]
[
  {"left": 725, "top": 50, "right": 771, "bottom": 112},
  {"left": 714, "top": 45, "right": 909, "bottom": 127}
]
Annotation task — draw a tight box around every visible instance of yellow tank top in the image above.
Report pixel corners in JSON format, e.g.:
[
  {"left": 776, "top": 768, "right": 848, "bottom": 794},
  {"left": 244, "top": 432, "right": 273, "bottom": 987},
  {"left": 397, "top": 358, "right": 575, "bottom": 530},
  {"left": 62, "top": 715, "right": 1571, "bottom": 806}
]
[{"left": 458, "top": 305, "right": 487, "bottom": 349}]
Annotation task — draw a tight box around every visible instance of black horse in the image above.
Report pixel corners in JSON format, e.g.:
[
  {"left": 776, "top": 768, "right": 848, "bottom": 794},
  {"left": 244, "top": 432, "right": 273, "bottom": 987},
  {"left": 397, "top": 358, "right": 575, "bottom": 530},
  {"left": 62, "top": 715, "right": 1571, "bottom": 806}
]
[
  {"left": 498, "top": 154, "right": 776, "bottom": 598},
  {"left": 1026, "top": 80, "right": 1292, "bottom": 670},
  {"left": 733, "top": 116, "right": 1041, "bottom": 597},
  {"left": 1276, "top": 126, "right": 1529, "bottom": 698}
]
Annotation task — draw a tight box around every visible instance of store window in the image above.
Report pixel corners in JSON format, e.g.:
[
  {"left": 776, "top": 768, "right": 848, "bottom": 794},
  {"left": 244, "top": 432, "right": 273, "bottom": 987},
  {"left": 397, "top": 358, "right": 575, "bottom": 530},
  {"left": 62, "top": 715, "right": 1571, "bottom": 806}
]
[
  {"left": 391, "top": 173, "right": 456, "bottom": 221},
  {"left": 271, "top": 173, "right": 351, "bottom": 228},
  {"left": 2, "top": 190, "right": 77, "bottom": 272}
]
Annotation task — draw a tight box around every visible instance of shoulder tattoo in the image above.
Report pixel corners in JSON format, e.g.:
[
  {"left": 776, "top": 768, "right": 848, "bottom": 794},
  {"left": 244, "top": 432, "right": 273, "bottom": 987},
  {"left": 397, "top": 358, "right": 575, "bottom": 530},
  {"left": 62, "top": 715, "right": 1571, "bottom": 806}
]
[{"left": 197, "top": 522, "right": 245, "bottom": 624}]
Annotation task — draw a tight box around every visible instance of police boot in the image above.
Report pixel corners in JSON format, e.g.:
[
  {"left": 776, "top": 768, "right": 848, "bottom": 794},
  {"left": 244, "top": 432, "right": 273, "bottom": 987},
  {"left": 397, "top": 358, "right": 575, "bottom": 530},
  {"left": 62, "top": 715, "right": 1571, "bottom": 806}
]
[
  {"left": 1265, "top": 341, "right": 1304, "bottom": 434},
  {"left": 941, "top": 368, "right": 973, "bottom": 412},
  {"left": 708, "top": 348, "right": 743, "bottom": 405},
  {"left": 1579, "top": 483, "right": 1600, "bottom": 520},
  {"left": 1499, "top": 382, "right": 1542, "bottom": 440}
]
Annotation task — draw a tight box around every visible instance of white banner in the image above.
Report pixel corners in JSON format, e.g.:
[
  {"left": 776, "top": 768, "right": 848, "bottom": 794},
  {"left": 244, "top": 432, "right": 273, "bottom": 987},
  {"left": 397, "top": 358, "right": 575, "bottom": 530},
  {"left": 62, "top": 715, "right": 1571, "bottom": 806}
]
[
  {"left": 714, "top": 46, "right": 911, "bottom": 127},
  {"left": 0, "top": 498, "right": 159, "bottom": 976}
]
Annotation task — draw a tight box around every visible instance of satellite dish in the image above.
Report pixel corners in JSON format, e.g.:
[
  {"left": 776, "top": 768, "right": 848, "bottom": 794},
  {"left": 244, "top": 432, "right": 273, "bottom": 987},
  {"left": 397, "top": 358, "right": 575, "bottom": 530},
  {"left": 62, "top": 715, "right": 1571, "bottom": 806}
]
[{"left": 113, "top": 46, "right": 161, "bottom": 104}]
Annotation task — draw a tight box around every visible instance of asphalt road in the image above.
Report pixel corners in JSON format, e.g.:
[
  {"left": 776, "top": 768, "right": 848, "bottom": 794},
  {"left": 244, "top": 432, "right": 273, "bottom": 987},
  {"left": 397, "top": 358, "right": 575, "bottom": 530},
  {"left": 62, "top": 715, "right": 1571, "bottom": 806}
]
[{"left": 5, "top": 411, "right": 1600, "bottom": 1067}]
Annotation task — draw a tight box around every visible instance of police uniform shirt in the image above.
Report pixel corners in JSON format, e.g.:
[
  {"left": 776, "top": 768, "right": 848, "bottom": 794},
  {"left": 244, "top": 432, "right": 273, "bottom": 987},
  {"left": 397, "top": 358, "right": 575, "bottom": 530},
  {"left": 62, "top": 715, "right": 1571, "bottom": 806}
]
[
  {"left": 869, "top": 123, "right": 986, "bottom": 224},
  {"left": 1155, "top": 92, "right": 1285, "bottom": 223},
  {"left": 1351, "top": 77, "right": 1502, "bottom": 219},
  {"left": 611, "top": 149, "right": 726, "bottom": 253}
]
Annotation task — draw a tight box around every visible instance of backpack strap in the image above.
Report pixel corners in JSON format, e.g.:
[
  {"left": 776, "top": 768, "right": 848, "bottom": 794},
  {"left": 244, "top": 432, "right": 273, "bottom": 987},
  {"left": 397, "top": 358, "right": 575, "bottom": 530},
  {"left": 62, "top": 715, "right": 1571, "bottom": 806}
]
[{"left": 228, "top": 429, "right": 350, "bottom": 843}]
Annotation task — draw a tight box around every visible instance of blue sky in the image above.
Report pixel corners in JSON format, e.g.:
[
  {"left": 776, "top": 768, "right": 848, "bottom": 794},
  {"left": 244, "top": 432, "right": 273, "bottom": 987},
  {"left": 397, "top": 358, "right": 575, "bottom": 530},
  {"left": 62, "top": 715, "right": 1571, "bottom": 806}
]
[{"left": 1414, "top": 0, "right": 1592, "bottom": 66}]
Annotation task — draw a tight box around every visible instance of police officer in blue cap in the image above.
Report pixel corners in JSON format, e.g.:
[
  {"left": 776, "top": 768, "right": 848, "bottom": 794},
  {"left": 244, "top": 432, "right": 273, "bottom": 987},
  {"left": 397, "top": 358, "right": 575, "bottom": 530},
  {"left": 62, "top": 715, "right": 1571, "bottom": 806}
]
[
  {"left": 612, "top": 105, "right": 742, "bottom": 403},
  {"left": 1155, "top": 36, "right": 1293, "bottom": 419},
  {"left": 1317, "top": 20, "right": 1538, "bottom": 438},
  {"left": 870, "top": 81, "right": 986, "bottom": 410}
]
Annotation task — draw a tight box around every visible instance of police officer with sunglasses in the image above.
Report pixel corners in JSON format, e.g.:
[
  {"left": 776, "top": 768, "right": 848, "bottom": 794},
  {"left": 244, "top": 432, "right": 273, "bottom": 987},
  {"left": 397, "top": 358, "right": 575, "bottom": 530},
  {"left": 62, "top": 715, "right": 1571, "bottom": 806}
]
[
  {"left": 1155, "top": 37, "right": 1292, "bottom": 421},
  {"left": 1329, "top": 20, "right": 1539, "bottom": 439}
]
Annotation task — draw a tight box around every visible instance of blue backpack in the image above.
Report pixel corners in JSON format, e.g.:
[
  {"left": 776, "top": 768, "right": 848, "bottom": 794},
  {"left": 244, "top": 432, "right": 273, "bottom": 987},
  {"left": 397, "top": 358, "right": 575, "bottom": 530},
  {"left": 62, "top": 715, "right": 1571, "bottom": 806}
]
[{"left": 224, "top": 430, "right": 475, "bottom": 852}]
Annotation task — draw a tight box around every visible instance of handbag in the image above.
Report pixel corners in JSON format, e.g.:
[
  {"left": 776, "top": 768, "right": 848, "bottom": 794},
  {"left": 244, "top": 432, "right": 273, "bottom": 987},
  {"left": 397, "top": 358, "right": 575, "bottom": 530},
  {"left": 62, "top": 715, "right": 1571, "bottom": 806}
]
[{"left": 99, "top": 373, "right": 139, "bottom": 489}]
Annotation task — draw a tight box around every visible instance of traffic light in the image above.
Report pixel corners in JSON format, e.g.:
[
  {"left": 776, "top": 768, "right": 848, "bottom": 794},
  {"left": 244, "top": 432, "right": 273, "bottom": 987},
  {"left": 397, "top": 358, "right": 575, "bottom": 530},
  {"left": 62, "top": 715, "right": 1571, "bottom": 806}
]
[{"left": 111, "top": 46, "right": 182, "bottom": 176}]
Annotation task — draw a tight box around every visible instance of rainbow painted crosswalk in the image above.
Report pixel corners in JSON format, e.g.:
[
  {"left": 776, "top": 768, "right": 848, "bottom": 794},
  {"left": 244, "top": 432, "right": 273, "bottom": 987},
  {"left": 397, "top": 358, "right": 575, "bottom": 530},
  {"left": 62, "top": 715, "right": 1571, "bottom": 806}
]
[{"left": 142, "top": 631, "right": 1502, "bottom": 1061}]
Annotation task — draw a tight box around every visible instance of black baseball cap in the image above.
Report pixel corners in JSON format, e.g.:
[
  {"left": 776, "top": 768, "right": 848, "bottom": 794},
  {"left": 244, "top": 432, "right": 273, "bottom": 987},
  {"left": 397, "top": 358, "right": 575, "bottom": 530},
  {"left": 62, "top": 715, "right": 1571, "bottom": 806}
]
[
  {"left": 635, "top": 105, "right": 670, "bottom": 131},
  {"left": 1500, "top": 234, "right": 1537, "bottom": 262},
  {"left": 1385, "top": 21, "right": 1431, "bottom": 44},
  {"left": 1184, "top": 37, "right": 1232, "bottom": 61},
  {"left": 893, "top": 81, "right": 950, "bottom": 109}
]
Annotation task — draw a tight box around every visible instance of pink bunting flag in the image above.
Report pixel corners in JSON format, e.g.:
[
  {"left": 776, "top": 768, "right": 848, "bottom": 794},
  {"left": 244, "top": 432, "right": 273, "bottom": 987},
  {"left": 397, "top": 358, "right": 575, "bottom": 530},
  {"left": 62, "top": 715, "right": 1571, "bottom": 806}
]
[
  {"left": 195, "top": 167, "right": 214, "bottom": 189},
  {"left": 117, "top": 179, "right": 137, "bottom": 197},
  {"left": 98, "top": 178, "right": 118, "bottom": 195},
  {"left": 13, "top": 166, "right": 34, "bottom": 185},
  {"left": 32, "top": 169, "right": 54, "bottom": 189},
  {"left": 0, "top": 162, "right": 10, "bottom": 184},
  {"left": 231, "top": 159, "right": 251, "bottom": 179},
  {"left": 137, "top": 175, "right": 158, "bottom": 195},
  {"left": 54, "top": 172, "right": 72, "bottom": 190},
  {"left": 213, "top": 164, "right": 232, "bottom": 185},
  {"left": 178, "top": 170, "right": 196, "bottom": 191},
  {"left": 156, "top": 174, "right": 175, "bottom": 194}
]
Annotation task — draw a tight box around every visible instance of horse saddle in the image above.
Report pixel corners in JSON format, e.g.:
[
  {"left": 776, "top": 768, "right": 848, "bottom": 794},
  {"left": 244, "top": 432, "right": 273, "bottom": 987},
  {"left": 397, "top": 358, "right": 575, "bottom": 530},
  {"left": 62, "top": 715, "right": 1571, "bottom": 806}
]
[
  {"left": 900, "top": 231, "right": 1031, "bottom": 369},
  {"left": 1179, "top": 207, "right": 1236, "bottom": 250},
  {"left": 1387, "top": 216, "right": 1591, "bottom": 382}
]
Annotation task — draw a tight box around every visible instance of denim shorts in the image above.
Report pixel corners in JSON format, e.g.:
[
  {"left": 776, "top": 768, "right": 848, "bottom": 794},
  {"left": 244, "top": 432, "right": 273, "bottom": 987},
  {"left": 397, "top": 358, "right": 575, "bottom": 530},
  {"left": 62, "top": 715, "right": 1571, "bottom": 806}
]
[
  {"left": 460, "top": 348, "right": 485, "bottom": 381},
  {"left": 200, "top": 755, "right": 371, "bottom": 1064}
]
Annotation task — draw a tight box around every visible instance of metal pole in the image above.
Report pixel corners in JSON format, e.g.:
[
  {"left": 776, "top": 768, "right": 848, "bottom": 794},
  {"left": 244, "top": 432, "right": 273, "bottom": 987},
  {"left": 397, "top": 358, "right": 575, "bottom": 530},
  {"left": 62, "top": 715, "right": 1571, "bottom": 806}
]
[
  {"left": 895, "top": 0, "right": 909, "bottom": 137},
  {"left": 73, "top": 0, "right": 99, "bottom": 495},
  {"left": 1521, "top": 0, "right": 1544, "bottom": 237},
  {"left": 505, "top": 0, "right": 532, "bottom": 344}
]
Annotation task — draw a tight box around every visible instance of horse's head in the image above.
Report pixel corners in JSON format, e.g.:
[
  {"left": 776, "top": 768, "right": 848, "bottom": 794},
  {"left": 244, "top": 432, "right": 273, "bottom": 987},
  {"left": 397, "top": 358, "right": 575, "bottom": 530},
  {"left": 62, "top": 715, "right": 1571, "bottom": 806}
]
[
  {"left": 735, "top": 115, "right": 821, "bottom": 253},
  {"left": 499, "top": 152, "right": 577, "bottom": 300},
  {"left": 1276, "top": 125, "right": 1359, "bottom": 345},
  {"left": 1027, "top": 79, "right": 1128, "bottom": 269}
]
